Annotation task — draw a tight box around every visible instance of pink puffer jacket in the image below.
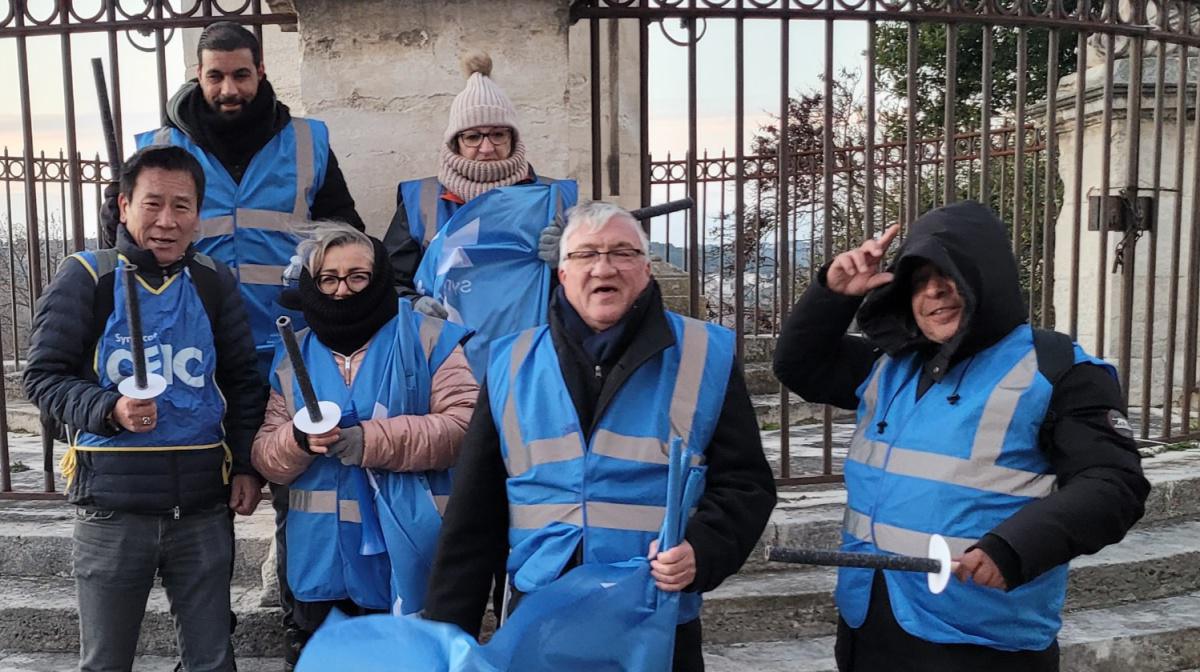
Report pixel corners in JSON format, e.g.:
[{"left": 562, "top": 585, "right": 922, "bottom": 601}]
[{"left": 251, "top": 341, "right": 478, "bottom": 485}]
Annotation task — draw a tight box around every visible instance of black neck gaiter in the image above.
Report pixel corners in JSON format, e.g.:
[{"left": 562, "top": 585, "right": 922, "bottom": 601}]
[{"left": 294, "top": 238, "right": 398, "bottom": 356}]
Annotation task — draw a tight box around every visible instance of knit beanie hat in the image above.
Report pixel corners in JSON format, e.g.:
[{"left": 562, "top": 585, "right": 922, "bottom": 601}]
[{"left": 443, "top": 51, "right": 521, "bottom": 146}]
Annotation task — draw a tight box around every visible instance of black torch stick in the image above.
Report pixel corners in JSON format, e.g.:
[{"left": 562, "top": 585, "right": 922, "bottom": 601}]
[
  {"left": 275, "top": 316, "right": 324, "bottom": 424},
  {"left": 630, "top": 197, "right": 694, "bottom": 222},
  {"left": 92, "top": 58, "right": 122, "bottom": 249},
  {"left": 122, "top": 264, "right": 148, "bottom": 390},
  {"left": 768, "top": 547, "right": 943, "bottom": 575}
]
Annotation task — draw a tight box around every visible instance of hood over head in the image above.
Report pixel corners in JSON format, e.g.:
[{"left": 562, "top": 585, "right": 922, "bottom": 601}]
[{"left": 856, "top": 200, "right": 1026, "bottom": 381}]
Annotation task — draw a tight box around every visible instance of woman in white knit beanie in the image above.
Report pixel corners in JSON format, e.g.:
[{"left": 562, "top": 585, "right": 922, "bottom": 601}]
[{"left": 383, "top": 51, "right": 564, "bottom": 317}]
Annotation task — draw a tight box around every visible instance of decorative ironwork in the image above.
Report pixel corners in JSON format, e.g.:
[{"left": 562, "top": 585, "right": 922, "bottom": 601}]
[{"left": 0, "top": 0, "right": 295, "bottom": 37}]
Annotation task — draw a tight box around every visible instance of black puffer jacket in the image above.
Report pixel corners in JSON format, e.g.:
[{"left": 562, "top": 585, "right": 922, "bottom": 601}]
[
  {"left": 100, "top": 79, "right": 363, "bottom": 245},
  {"left": 23, "top": 226, "right": 266, "bottom": 514},
  {"left": 774, "top": 201, "right": 1149, "bottom": 588}
]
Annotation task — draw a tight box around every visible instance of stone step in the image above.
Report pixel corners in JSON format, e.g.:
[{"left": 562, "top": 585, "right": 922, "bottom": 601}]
[
  {"left": 744, "top": 362, "right": 782, "bottom": 396},
  {"left": 740, "top": 334, "right": 778, "bottom": 365},
  {"left": 749, "top": 394, "right": 828, "bottom": 429},
  {"left": 0, "top": 499, "right": 274, "bottom": 588},
  {"left": 2, "top": 401, "right": 40, "bottom": 436},
  {"left": 706, "top": 590, "right": 1200, "bottom": 671},
  {"left": 0, "top": 652, "right": 282, "bottom": 672},
  {"left": 702, "top": 515, "right": 1200, "bottom": 644},
  {"left": 0, "top": 576, "right": 282, "bottom": 658}
]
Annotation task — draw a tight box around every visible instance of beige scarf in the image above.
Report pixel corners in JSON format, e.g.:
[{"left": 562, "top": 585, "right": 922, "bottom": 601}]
[{"left": 438, "top": 141, "right": 530, "bottom": 202}]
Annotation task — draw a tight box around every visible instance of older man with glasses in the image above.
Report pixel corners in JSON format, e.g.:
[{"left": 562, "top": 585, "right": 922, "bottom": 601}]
[{"left": 422, "top": 200, "right": 777, "bottom": 672}]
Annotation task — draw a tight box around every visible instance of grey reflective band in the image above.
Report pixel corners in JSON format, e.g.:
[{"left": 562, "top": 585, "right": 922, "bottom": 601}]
[
  {"left": 291, "top": 119, "right": 314, "bottom": 217},
  {"left": 507, "top": 434, "right": 583, "bottom": 477},
  {"left": 509, "top": 501, "right": 666, "bottom": 534},
  {"left": 501, "top": 330, "right": 536, "bottom": 477},
  {"left": 585, "top": 502, "right": 666, "bottom": 533},
  {"left": 338, "top": 499, "right": 361, "bottom": 523},
  {"left": 418, "top": 317, "right": 445, "bottom": 362},
  {"left": 510, "top": 502, "right": 583, "bottom": 529},
  {"left": 846, "top": 349, "right": 1053, "bottom": 498},
  {"left": 191, "top": 253, "right": 216, "bottom": 271},
  {"left": 239, "top": 264, "right": 287, "bottom": 286},
  {"left": 668, "top": 318, "right": 709, "bottom": 450},
  {"left": 290, "top": 489, "right": 336, "bottom": 514},
  {"left": 200, "top": 211, "right": 300, "bottom": 239},
  {"left": 419, "top": 177, "right": 440, "bottom": 248},
  {"left": 91, "top": 249, "right": 119, "bottom": 279},
  {"left": 591, "top": 430, "right": 668, "bottom": 466},
  {"left": 153, "top": 127, "right": 172, "bottom": 145},
  {"left": 843, "top": 508, "right": 976, "bottom": 558},
  {"left": 433, "top": 495, "right": 449, "bottom": 516}
]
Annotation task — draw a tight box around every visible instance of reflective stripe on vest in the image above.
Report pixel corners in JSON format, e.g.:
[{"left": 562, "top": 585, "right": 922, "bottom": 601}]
[
  {"left": 289, "top": 488, "right": 364, "bottom": 524},
  {"left": 418, "top": 177, "right": 440, "bottom": 249}
]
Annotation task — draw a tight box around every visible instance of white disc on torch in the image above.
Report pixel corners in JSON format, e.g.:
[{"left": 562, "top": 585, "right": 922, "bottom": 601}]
[
  {"left": 927, "top": 533, "right": 953, "bottom": 595},
  {"left": 118, "top": 372, "right": 168, "bottom": 400},
  {"left": 293, "top": 401, "right": 341, "bottom": 435}
]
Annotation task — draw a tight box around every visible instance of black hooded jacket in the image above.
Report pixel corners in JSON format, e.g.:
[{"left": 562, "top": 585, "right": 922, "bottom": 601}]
[
  {"left": 774, "top": 201, "right": 1149, "bottom": 590},
  {"left": 100, "top": 79, "right": 363, "bottom": 245}
]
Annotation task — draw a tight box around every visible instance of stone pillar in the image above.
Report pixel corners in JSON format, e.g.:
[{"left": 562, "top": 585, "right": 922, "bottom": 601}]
[
  {"left": 1051, "top": 41, "right": 1199, "bottom": 408},
  {"left": 261, "top": 0, "right": 642, "bottom": 235}
]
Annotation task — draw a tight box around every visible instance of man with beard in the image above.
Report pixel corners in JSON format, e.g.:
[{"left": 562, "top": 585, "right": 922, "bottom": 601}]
[{"left": 99, "top": 21, "right": 363, "bottom": 671}]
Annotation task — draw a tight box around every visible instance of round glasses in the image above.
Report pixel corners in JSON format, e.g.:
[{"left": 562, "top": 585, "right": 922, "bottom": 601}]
[
  {"left": 458, "top": 129, "right": 513, "bottom": 148},
  {"left": 315, "top": 271, "right": 372, "bottom": 295}
]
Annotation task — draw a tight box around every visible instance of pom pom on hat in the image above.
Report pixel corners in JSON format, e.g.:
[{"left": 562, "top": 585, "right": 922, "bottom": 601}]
[{"left": 444, "top": 51, "right": 520, "bottom": 146}]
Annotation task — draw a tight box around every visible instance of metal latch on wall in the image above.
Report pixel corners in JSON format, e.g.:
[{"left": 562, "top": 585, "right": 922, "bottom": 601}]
[{"left": 1089, "top": 191, "right": 1155, "bottom": 274}]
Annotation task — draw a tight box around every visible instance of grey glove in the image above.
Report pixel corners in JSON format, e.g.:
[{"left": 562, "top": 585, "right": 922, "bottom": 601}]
[
  {"left": 538, "top": 219, "right": 563, "bottom": 268},
  {"left": 326, "top": 424, "right": 365, "bottom": 467},
  {"left": 414, "top": 295, "right": 449, "bottom": 319}
]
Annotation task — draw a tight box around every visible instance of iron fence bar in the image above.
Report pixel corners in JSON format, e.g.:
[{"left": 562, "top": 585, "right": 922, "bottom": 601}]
[
  {"left": 5, "top": 165, "right": 18, "bottom": 369},
  {"left": 608, "top": 19, "right": 621, "bottom": 197},
  {"left": 1095, "top": 34, "right": 1116, "bottom": 359},
  {"left": 1040, "top": 28, "right": 1059, "bottom": 329},
  {"left": 865, "top": 17, "right": 876, "bottom": 238},
  {"left": 1163, "top": 36, "right": 1189, "bottom": 439},
  {"left": 1118, "top": 30, "right": 1145, "bottom": 408},
  {"left": 591, "top": 16, "right": 602, "bottom": 199},
  {"left": 1029, "top": 138, "right": 1038, "bottom": 323},
  {"left": 1181, "top": 40, "right": 1200, "bottom": 437},
  {"left": 39, "top": 150, "right": 50, "bottom": 287},
  {"left": 0, "top": 296, "right": 8, "bottom": 491},
  {"left": 154, "top": 1, "right": 167, "bottom": 125},
  {"left": 1069, "top": 27, "right": 1088, "bottom": 339},
  {"left": 567, "top": 4, "right": 1200, "bottom": 47},
  {"left": 105, "top": 3, "right": 123, "bottom": 160},
  {"left": 905, "top": 21, "right": 917, "bottom": 226},
  {"left": 58, "top": 150, "right": 67, "bottom": 257},
  {"left": 16, "top": 1, "right": 45, "bottom": 309},
  {"left": 60, "top": 0, "right": 84, "bottom": 252},
  {"left": 734, "top": 8, "right": 745, "bottom": 362},
  {"left": 702, "top": 148, "right": 709, "bottom": 301},
  {"left": 980, "top": 26, "right": 992, "bottom": 206},
  {"left": 1012, "top": 28, "right": 1027, "bottom": 256},
  {"left": 687, "top": 10, "right": 700, "bottom": 316},
  {"left": 942, "top": 22, "right": 957, "bottom": 205},
  {"left": 1141, "top": 29, "right": 1168, "bottom": 440},
  {"left": 0, "top": 13, "right": 296, "bottom": 38},
  {"left": 251, "top": 0, "right": 263, "bottom": 45},
  {"left": 640, "top": 11, "right": 651, "bottom": 208},
  {"left": 777, "top": 13, "right": 793, "bottom": 480},
  {"left": 718, "top": 151, "right": 726, "bottom": 322}
]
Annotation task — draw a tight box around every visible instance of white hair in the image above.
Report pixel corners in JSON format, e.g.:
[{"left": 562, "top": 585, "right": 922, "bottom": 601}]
[
  {"left": 294, "top": 223, "right": 374, "bottom": 275},
  {"left": 559, "top": 200, "right": 650, "bottom": 265}
]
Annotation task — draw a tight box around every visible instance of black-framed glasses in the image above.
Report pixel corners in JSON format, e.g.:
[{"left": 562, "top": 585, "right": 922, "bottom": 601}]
[
  {"left": 458, "top": 129, "right": 513, "bottom": 148},
  {"left": 316, "top": 271, "right": 372, "bottom": 295},
  {"left": 563, "top": 248, "right": 645, "bottom": 268}
]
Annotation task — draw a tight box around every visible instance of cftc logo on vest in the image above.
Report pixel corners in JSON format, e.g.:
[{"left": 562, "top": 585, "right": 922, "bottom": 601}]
[{"left": 106, "top": 332, "right": 206, "bottom": 388}]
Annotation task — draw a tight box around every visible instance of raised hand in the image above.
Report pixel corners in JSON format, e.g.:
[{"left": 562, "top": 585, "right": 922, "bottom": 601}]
[{"left": 825, "top": 224, "right": 901, "bottom": 297}]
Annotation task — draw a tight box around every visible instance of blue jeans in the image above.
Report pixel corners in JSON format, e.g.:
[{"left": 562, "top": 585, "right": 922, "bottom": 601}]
[{"left": 73, "top": 506, "right": 235, "bottom": 672}]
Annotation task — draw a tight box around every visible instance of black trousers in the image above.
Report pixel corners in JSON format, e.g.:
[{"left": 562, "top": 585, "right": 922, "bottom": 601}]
[
  {"left": 673, "top": 618, "right": 704, "bottom": 672},
  {"left": 835, "top": 572, "right": 1059, "bottom": 672}
]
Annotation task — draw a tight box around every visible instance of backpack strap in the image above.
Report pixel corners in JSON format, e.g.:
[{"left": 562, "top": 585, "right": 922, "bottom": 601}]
[{"left": 186, "top": 253, "right": 224, "bottom": 330}]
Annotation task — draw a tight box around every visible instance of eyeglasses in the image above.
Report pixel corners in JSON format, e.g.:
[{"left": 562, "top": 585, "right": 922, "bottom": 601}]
[
  {"left": 563, "top": 248, "right": 646, "bottom": 268},
  {"left": 458, "top": 129, "right": 513, "bottom": 148},
  {"left": 316, "top": 271, "right": 372, "bottom": 295}
]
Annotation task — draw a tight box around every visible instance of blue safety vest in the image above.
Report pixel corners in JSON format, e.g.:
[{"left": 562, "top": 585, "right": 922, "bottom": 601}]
[
  {"left": 137, "top": 119, "right": 329, "bottom": 376},
  {"left": 405, "top": 176, "right": 577, "bottom": 378},
  {"left": 69, "top": 250, "right": 226, "bottom": 453},
  {"left": 271, "top": 299, "right": 467, "bottom": 612},
  {"left": 487, "top": 311, "right": 734, "bottom": 624},
  {"left": 838, "top": 323, "right": 1114, "bottom": 650}
]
